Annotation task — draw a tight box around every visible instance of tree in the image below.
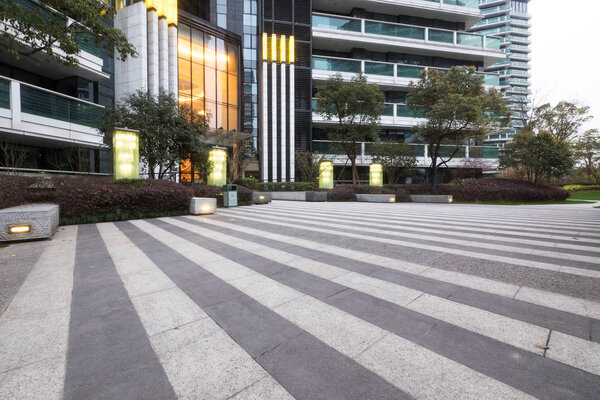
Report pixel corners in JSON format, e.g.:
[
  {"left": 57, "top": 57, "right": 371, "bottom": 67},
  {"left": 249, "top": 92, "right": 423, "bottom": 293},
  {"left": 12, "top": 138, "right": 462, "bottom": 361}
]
[
  {"left": 370, "top": 140, "right": 417, "bottom": 184},
  {"left": 315, "top": 73, "right": 384, "bottom": 186},
  {"left": 229, "top": 131, "right": 254, "bottom": 181},
  {"left": 0, "top": 0, "right": 136, "bottom": 67},
  {"left": 573, "top": 129, "right": 600, "bottom": 183},
  {"left": 100, "top": 89, "right": 211, "bottom": 180},
  {"left": 407, "top": 66, "right": 510, "bottom": 187},
  {"left": 295, "top": 151, "right": 328, "bottom": 184},
  {"left": 533, "top": 101, "right": 592, "bottom": 142},
  {"left": 500, "top": 131, "right": 574, "bottom": 185}
]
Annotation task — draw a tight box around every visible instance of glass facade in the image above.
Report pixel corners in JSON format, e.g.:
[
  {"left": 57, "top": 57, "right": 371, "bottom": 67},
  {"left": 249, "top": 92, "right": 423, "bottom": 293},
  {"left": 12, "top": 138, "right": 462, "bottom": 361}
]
[
  {"left": 177, "top": 23, "right": 239, "bottom": 132},
  {"left": 242, "top": 0, "right": 259, "bottom": 150}
]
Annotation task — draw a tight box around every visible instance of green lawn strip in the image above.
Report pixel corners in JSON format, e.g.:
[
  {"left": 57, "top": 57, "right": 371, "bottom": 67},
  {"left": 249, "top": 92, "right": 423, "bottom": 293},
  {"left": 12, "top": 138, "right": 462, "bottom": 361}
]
[{"left": 569, "top": 190, "right": 600, "bottom": 201}]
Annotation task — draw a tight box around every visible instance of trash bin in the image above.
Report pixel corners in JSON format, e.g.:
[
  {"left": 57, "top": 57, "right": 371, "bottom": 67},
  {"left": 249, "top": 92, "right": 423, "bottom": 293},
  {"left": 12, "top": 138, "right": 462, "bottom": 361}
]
[{"left": 223, "top": 184, "right": 238, "bottom": 208}]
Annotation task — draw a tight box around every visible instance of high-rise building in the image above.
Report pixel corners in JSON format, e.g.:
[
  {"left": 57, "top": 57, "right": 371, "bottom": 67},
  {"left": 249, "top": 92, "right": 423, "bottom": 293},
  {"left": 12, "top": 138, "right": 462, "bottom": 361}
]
[{"left": 470, "top": 0, "right": 532, "bottom": 146}]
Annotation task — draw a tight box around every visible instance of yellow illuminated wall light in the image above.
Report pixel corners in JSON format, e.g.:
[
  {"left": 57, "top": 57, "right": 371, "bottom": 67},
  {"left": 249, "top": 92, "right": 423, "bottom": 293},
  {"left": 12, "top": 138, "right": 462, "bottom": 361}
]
[
  {"left": 288, "top": 36, "right": 294, "bottom": 64},
  {"left": 319, "top": 161, "right": 334, "bottom": 189},
  {"left": 207, "top": 148, "right": 227, "bottom": 187},
  {"left": 271, "top": 34, "right": 277, "bottom": 63},
  {"left": 262, "top": 33, "right": 268, "bottom": 61},
  {"left": 263, "top": 35, "right": 294, "bottom": 64},
  {"left": 369, "top": 163, "right": 383, "bottom": 187},
  {"left": 279, "top": 35, "right": 286, "bottom": 63},
  {"left": 113, "top": 129, "right": 140, "bottom": 180}
]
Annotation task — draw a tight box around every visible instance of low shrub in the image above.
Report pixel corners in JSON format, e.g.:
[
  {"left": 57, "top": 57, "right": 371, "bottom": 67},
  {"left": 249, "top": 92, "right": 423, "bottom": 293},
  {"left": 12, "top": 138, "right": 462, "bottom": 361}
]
[
  {"left": 237, "top": 186, "right": 253, "bottom": 204},
  {"left": 455, "top": 179, "right": 569, "bottom": 202},
  {"left": 251, "top": 181, "right": 316, "bottom": 192},
  {"left": 326, "top": 186, "right": 356, "bottom": 202},
  {"left": 233, "top": 177, "right": 259, "bottom": 190},
  {"left": 563, "top": 184, "right": 600, "bottom": 192},
  {"left": 115, "top": 178, "right": 150, "bottom": 188},
  {"left": 0, "top": 175, "right": 35, "bottom": 208}
]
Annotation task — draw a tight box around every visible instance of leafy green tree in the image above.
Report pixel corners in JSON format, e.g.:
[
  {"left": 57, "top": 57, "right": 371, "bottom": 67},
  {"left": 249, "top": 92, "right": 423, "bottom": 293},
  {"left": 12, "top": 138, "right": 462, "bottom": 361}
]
[
  {"left": 295, "top": 151, "right": 328, "bottom": 184},
  {"left": 407, "top": 66, "right": 510, "bottom": 187},
  {"left": 533, "top": 101, "right": 592, "bottom": 143},
  {"left": 230, "top": 131, "right": 255, "bottom": 181},
  {"left": 315, "top": 73, "right": 384, "bottom": 186},
  {"left": 370, "top": 140, "right": 417, "bottom": 184},
  {"left": 100, "top": 90, "right": 211, "bottom": 180},
  {"left": 0, "top": 0, "right": 136, "bottom": 67},
  {"left": 573, "top": 129, "right": 600, "bottom": 183},
  {"left": 500, "top": 131, "right": 574, "bottom": 185}
]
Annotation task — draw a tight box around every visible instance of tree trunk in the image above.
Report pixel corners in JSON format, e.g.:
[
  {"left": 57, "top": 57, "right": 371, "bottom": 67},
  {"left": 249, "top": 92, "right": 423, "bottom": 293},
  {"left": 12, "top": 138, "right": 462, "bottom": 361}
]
[
  {"left": 430, "top": 151, "right": 438, "bottom": 188},
  {"left": 351, "top": 156, "right": 358, "bottom": 186}
]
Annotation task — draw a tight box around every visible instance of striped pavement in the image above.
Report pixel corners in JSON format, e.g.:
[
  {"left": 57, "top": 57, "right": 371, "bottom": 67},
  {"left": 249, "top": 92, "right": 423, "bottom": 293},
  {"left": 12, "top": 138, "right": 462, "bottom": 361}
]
[{"left": 1, "top": 201, "right": 599, "bottom": 399}]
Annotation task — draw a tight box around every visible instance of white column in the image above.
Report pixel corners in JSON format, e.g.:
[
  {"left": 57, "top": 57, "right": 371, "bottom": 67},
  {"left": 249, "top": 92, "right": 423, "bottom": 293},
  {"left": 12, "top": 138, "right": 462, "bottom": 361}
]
[
  {"left": 158, "top": 17, "right": 169, "bottom": 92},
  {"left": 280, "top": 63, "right": 287, "bottom": 181},
  {"left": 261, "top": 61, "right": 269, "bottom": 182},
  {"left": 289, "top": 64, "right": 295, "bottom": 182},
  {"left": 147, "top": 10, "right": 159, "bottom": 97},
  {"left": 168, "top": 25, "right": 178, "bottom": 95},
  {"left": 271, "top": 61, "right": 278, "bottom": 182},
  {"left": 9, "top": 81, "right": 21, "bottom": 129}
]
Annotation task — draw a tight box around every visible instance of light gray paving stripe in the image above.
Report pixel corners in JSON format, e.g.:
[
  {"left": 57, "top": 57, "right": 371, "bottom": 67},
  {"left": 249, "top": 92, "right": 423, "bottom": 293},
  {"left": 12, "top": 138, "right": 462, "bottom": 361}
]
[
  {"left": 188, "top": 216, "right": 600, "bottom": 331},
  {"left": 259, "top": 205, "right": 600, "bottom": 251},
  {"left": 63, "top": 224, "right": 176, "bottom": 400},
  {"left": 546, "top": 331, "right": 600, "bottom": 376},
  {"left": 219, "top": 209, "right": 600, "bottom": 279},
  {"left": 118, "top": 220, "right": 411, "bottom": 400},
  {"left": 267, "top": 203, "right": 600, "bottom": 239},
  {"left": 143, "top": 219, "right": 540, "bottom": 400},
  {"left": 96, "top": 223, "right": 294, "bottom": 400},
  {"left": 223, "top": 208, "right": 600, "bottom": 268},
  {"left": 155, "top": 217, "right": 600, "bottom": 400},
  {"left": 0, "top": 226, "right": 77, "bottom": 400},
  {"left": 240, "top": 206, "right": 600, "bottom": 256}
]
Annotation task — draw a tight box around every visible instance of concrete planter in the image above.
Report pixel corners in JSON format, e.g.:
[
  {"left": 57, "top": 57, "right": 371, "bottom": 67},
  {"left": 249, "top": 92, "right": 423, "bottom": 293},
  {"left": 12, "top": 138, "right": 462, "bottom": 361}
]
[
  {"left": 0, "top": 204, "right": 59, "bottom": 241},
  {"left": 270, "top": 191, "right": 307, "bottom": 201},
  {"left": 306, "top": 191, "right": 327, "bottom": 202},
  {"left": 190, "top": 197, "right": 217, "bottom": 215},
  {"left": 410, "top": 195, "right": 453, "bottom": 203},
  {"left": 356, "top": 194, "right": 396, "bottom": 203},
  {"left": 252, "top": 192, "right": 271, "bottom": 204}
]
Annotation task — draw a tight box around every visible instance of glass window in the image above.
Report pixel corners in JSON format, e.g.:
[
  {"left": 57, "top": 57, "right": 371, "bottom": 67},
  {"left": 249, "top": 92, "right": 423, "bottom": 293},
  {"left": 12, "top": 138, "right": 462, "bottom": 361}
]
[
  {"left": 178, "top": 59, "right": 192, "bottom": 97},
  {"left": 228, "top": 74, "right": 238, "bottom": 106},
  {"left": 191, "top": 29, "right": 204, "bottom": 64},
  {"left": 217, "top": 39, "right": 227, "bottom": 71},
  {"left": 227, "top": 43, "right": 238, "bottom": 75},
  {"left": 204, "top": 35, "right": 216, "bottom": 69},
  {"left": 191, "top": 62, "right": 204, "bottom": 100},
  {"left": 228, "top": 106, "right": 238, "bottom": 131},
  {"left": 204, "top": 66, "right": 216, "bottom": 102}
]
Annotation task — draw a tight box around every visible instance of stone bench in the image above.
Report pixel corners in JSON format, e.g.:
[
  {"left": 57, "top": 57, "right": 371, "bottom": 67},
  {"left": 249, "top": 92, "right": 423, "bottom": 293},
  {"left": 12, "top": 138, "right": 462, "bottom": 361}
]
[
  {"left": 252, "top": 192, "right": 271, "bottom": 204},
  {"left": 0, "top": 204, "right": 59, "bottom": 242},
  {"left": 410, "top": 195, "right": 453, "bottom": 203},
  {"left": 190, "top": 197, "right": 217, "bottom": 215},
  {"left": 356, "top": 194, "right": 396, "bottom": 203}
]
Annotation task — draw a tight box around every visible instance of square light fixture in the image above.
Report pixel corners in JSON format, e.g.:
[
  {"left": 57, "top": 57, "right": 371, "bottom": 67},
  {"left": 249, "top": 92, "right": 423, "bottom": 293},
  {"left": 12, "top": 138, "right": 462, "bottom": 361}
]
[{"left": 9, "top": 225, "right": 31, "bottom": 234}]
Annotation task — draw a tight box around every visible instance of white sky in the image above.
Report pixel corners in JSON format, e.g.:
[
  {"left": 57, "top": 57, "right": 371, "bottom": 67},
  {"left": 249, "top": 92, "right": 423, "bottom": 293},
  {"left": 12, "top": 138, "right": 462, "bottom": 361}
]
[{"left": 530, "top": 0, "right": 600, "bottom": 131}]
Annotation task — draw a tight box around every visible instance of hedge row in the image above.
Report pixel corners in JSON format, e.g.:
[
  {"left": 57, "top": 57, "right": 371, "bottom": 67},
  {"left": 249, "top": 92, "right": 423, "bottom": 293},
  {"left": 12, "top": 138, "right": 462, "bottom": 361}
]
[
  {"left": 563, "top": 185, "right": 600, "bottom": 192},
  {"left": 233, "top": 178, "right": 315, "bottom": 192}
]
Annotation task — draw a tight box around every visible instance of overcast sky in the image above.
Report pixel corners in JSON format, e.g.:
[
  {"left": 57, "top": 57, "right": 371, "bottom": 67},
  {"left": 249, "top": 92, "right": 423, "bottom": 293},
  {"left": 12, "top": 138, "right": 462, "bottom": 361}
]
[{"left": 530, "top": 0, "right": 600, "bottom": 131}]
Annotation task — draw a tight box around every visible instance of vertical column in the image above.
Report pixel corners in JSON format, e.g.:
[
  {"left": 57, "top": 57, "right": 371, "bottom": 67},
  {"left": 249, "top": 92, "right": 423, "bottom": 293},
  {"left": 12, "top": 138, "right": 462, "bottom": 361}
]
[
  {"left": 261, "top": 33, "right": 269, "bottom": 182},
  {"left": 271, "top": 34, "right": 278, "bottom": 182},
  {"left": 147, "top": 10, "right": 159, "bottom": 97},
  {"left": 288, "top": 36, "right": 295, "bottom": 182},
  {"left": 158, "top": 17, "right": 169, "bottom": 91},
  {"left": 280, "top": 36, "right": 287, "bottom": 182},
  {"left": 168, "top": 25, "right": 178, "bottom": 95},
  {"left": 9, "top": 81, "right": 21, "bottom": 129}
]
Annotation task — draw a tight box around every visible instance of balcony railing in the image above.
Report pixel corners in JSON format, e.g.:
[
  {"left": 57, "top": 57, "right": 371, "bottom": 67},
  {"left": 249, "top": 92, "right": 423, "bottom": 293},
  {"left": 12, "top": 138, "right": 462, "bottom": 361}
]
[
  {"left": 312, "top": 140, "right": 500, "bottom": 160},
  {"left": 312, "top": 56, "right": 501, "bottom": 86},
  {"left": 312, "top": 13, "right": 502, "bottom": 51}
]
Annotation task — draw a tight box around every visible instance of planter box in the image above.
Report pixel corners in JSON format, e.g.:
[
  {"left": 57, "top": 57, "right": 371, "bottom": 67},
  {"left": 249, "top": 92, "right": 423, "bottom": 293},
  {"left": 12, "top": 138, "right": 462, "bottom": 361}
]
[
  {"left": 270, "top": 191, "right": 307, "bottom": 201},
  {"left": 252, "top": 192, "right": 271, "bottom": 204},
  {"left": 0, "top": 204, "right": 59, "bottom": 241},
  {"left": 306, "top": 191, "right": 327, "bottom": 202},
  {"left": 190, "top": 197, "right": 217, "bottom": 215},
  {"left": 410, "top": 195, "right": 453, "bottom": 203},
  {"left": 356, "top": 194, "right": 396, "bottom": 203}
]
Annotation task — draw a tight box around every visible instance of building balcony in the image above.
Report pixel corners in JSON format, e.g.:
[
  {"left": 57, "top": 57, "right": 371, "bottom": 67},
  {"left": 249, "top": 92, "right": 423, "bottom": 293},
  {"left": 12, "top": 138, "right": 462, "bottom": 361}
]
[
  {"left": 311, "top": 140, "right": 500, "bottom": 168},
  {"left": 0, "top": 76, "right": 104, "bottom": 147},
  {"left": 312, "top": 0, "right": 483, "bottom": 30},
  {"left": 312, "top": 55, "right": 501, "bottom": 89},
  {"left": 312, "top": 13, "right": 506, "bottom": 68}
]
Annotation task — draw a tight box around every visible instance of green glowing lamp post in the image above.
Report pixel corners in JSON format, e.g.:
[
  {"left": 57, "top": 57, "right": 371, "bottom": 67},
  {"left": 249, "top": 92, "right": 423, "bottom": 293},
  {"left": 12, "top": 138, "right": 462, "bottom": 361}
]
[
  {"left": 369, "top": 163, "right": 383, "bottom": 187},
  {"left": 113, "top": 128, "right": 140, "bottom": 180},
  {"left": 319, "top": 161, "right": 334, "bottom": 189},
  {"left": 207, "top": 147, "right": 228, "bottom": 186}
]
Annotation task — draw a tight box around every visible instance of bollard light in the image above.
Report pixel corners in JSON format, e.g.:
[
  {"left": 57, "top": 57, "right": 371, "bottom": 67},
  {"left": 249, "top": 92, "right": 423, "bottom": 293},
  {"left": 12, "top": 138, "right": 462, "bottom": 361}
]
[
  {"left": 369, "top": 163, "right": 383, "bottom": 187},
  {"left": 319, "top": 161, "right": 334, "bottom": 189}
]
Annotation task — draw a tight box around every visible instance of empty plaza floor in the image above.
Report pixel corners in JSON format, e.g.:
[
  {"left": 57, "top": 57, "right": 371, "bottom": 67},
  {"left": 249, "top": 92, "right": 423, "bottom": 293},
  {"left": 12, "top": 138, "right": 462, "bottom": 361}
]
[{"left": 1, "top": 201, "right": 600, "bottom": 400}]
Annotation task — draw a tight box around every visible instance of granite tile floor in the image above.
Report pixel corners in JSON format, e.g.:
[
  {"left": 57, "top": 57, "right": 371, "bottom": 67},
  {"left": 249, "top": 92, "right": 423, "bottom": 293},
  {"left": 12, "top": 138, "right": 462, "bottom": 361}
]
[{"left": 1, "top": 201, "right": 600, "bottom": 400}]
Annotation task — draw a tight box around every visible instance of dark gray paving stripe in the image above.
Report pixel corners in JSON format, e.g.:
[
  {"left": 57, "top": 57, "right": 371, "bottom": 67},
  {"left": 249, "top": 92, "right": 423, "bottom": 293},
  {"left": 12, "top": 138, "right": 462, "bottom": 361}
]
[
  {"left": 225, "top": 212, "right": 600, "bottom": 272},
  {"left": 159, "top": 218, "right": 600, "bottom": 400},
  {"left": 63, "top": 224, "right": 176, "bottom": 400},
  {"left": 210, "top": 215, "right": 600, "bottom": 303},
  {"left": 248, "top": 209, "right": 600, "bottom": 256},
  {"left": 117, "top": 221, "right": 411, "bottom": 400}
]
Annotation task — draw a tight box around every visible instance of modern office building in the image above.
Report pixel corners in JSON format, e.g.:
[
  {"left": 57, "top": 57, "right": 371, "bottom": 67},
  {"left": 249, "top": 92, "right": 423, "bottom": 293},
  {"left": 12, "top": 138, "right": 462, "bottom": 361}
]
[
  {"left": 1, "top": 0, "right": 508, "bottom": 182},
  {"left": 470, "top": 0, "right": 532, "bottom": 146}
]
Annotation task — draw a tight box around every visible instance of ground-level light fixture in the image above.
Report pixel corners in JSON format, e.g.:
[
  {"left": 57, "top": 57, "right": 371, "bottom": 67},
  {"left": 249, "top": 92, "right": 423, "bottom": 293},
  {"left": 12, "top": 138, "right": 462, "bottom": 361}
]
[
  {"left": 369, "top": 163, "right": 383, "bottom": 187},
  {"left": 319, "top": 161, "right": 334, "bottom": 189},
  {"left": 9, "top": 225, "right": 31, "bottom": 234}
]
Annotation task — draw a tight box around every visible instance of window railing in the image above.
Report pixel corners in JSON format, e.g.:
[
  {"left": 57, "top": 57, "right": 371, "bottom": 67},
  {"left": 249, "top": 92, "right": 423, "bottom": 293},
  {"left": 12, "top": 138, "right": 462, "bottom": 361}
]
[{"left": 312, "top": 13, "right": 502, "bottom": 51}]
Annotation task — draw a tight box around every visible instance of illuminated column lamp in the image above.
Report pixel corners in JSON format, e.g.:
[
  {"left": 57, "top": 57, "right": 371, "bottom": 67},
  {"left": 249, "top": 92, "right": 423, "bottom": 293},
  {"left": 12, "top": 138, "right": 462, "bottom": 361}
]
[
  {"left": 319, "top": 161, "right": 334, "bottom": 189},
  {"left": 369, "top": 163, "right": 383, "bottom": 187},
  {"left": 113, "top": 129, "right": 140, "bottom": 180},
  {"left": 207, "top": 148, "right": 227, "bottom": 186}
]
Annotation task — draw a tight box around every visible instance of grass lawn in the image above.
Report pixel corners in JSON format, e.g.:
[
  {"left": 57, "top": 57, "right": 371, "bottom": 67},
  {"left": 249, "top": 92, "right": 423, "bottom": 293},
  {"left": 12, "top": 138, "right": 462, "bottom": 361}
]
[
  {"left": 458, "top": 200, "right": 593, "bottom": 206},
  {"left": 569, "top": 190, "right": 600, "bottom": 201}
]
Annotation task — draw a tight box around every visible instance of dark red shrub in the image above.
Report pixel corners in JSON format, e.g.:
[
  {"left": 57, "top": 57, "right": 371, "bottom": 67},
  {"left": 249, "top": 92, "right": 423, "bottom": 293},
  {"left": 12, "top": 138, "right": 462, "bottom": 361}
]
[
  {"left": 237, "top": 186, "right": 253, "bottom": 204},
  {"left": 326, "top": 186, "right": 356, "bottom": 202}
]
